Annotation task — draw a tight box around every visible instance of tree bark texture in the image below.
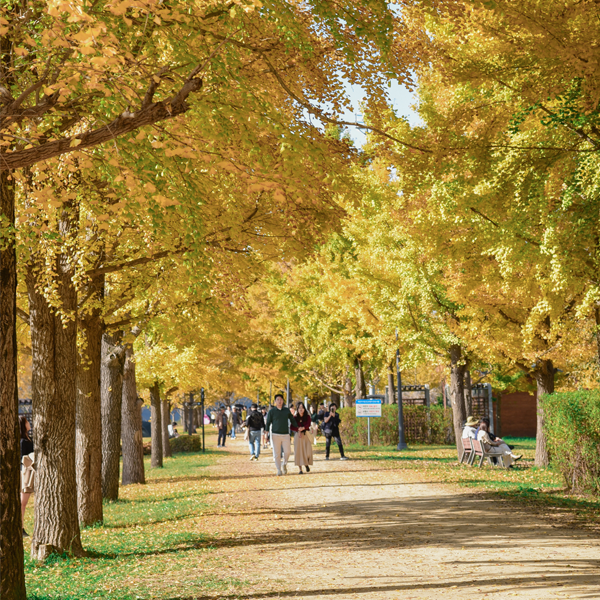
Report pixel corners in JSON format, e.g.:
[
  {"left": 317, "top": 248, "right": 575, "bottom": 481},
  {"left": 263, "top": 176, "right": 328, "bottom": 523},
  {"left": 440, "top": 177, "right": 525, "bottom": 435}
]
[
  {"left": 101, "top": 331, "right": 125, "bottom": 501},
  {"left": 343, "top": 374, "right": 354, "bottom": 407},
  {"left": 182, "top": 405, "right": 189, "bottom": 435},
  {"left": 463, "top": 367, "right": 473, "bottom": 417},
  {"left": 150, "top": 383, "right": 163, "bottom": 468},
  {"left": 121, "top": 345, "right": 145, "bottom": 486},
  {"left": 449, "top": 344, "right": 467, "bottom": 460},
  {"left": 534, "top": 359, "right": 554, "bottom": 468},
  {"left": 0, "top": 171, "right": 27, "bottom": 598},
  {"left": 387, "top": 362, "right": 395, "bottom": 405},
  {"left": 353, "top": 357, "right": 366, "bottom": 406},
  {"left": 330, "top": 391, "right": 341, "bottom": 408},
  {"left": 75, "top": 274, "right": 104, "bottom": 526},
  {"left": 161, "top": 400, "right": 172, "bottom": 458},
  {"left": 0, "top": 78, "right": 203, "bottom": 171},
  {"left": 27, "top": 253, "right": 84, "bottom": 560}
]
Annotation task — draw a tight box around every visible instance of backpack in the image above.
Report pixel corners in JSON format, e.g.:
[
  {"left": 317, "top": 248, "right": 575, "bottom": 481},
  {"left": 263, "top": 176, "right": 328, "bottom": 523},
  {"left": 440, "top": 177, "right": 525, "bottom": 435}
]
[{"left": 247, "top": 411, "right": 264, "bottom": 430}]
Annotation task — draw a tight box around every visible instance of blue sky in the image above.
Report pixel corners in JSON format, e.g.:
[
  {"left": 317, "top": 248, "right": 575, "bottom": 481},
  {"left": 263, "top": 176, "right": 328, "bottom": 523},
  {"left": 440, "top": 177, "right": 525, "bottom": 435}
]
[{"left": 341, "top": 80, "right": 421, "bottom": 146}]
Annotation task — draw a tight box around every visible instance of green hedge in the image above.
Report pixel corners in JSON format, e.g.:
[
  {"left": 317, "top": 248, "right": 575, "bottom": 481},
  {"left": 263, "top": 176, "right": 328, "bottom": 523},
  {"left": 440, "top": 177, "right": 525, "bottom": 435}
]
[
  {"left": 169, "top": 434, "right": 204, "bottom": 453},
  {"left": 337, "top": 405, "right": 454, "bottom": 446},
  {"left": 542, "top": 391, "right": 600, "bottom": 494}
]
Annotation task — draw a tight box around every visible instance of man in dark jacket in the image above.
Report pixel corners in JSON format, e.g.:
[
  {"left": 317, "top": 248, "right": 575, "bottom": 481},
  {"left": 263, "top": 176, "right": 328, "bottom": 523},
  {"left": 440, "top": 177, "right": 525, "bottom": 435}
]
[
  {"left": 322, "top": 403, "right": 348, "bottom": 460},
  {"left": 231, "top": 408, "right": 240, "bottom": 439},
  {"left": 266, "top": 394, "right": 297, "bottom": 475},
  {"left": 244, "top": 403, "right": 264, "bottom": 461},
  {"left": 216, "top": 408, "right": 227, "bottom": 447}
]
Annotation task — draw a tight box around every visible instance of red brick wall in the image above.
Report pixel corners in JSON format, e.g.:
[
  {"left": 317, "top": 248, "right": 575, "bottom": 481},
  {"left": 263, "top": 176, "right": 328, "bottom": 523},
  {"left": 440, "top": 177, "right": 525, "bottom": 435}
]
[{"left": 498, "top": 392, "right": 537, "bottom": 438}]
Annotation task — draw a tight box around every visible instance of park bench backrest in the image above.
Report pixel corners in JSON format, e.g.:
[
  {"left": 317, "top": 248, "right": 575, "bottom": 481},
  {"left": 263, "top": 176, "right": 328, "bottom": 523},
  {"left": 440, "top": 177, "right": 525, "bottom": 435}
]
[
  {"left": 471, "top": 438, "right": 484, "bottom": 456},
  {"left": 462, "top": 437, "right": 472, "bottom": 452}
]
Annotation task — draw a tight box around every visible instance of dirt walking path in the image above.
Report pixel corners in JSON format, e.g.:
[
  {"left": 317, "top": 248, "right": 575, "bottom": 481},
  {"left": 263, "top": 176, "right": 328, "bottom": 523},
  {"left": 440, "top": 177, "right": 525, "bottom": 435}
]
[{"left": 194, "top": 436, "right": 600, "bottom": 600}]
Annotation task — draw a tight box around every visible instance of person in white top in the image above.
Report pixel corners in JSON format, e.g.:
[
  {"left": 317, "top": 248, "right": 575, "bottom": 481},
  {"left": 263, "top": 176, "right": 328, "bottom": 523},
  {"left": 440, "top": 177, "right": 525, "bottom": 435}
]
[
  {"left": 477, "top": 421, "right": 522, "bottom": 468},
  {"left": 462, "top": 415, "right": 479, "bottom": 439}
]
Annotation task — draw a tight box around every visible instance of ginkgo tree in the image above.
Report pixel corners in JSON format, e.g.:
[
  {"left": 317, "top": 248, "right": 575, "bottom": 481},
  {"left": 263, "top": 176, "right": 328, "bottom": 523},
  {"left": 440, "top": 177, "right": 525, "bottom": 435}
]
[
  {"left": 358, "top": 0, "right": 600, "bottom": 466},
  {"left": 2, "top": 1, "right": 418, "bottom": 593}
]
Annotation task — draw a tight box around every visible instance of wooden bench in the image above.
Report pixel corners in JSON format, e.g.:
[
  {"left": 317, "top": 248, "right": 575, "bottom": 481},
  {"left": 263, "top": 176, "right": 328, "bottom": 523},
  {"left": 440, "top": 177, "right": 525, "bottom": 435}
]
[
  {"left": 471, "top": 438, "right": 505, "bottom": 468},
  {"left": 460, "top": 437, "right": 475, "bottom": 465}
]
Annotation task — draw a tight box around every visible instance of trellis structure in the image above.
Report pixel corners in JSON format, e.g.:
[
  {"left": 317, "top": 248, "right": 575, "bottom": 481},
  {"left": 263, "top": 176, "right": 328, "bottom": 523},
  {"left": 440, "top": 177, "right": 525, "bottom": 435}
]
[
  {"left": 445, "top": 382, "right": 495, "bottom": 432},
  {"left": 383, "top": 384, "right": 431, "bottom": 406}
]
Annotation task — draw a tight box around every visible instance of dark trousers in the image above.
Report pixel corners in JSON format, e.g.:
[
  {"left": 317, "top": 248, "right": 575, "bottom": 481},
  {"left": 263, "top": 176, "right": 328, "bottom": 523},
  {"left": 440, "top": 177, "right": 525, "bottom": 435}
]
[
  {"left": 325, "top": 434, "right": 344, "bottom": 458},
  {"left": 218, "top": 428, "right": 227, "bottom": 446}
]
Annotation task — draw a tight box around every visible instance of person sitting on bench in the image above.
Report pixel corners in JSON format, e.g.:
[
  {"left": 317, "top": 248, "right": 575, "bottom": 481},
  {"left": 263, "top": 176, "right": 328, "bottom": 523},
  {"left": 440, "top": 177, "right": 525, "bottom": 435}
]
[
  {"left": 477, "top": 416, "right": 515, "bottom": 450},
  {"left": 477, "top": 421, "right": 522, "bottom": 468},
  {"left": 462, "top": 416, "right": 479, "bottom": 439}
]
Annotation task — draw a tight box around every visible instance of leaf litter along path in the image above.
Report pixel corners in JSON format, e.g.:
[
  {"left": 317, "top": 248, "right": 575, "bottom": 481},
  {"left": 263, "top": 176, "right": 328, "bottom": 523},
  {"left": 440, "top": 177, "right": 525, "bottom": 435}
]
[{"left": 187, "top": 436, "right": 600, "bottom": 600}]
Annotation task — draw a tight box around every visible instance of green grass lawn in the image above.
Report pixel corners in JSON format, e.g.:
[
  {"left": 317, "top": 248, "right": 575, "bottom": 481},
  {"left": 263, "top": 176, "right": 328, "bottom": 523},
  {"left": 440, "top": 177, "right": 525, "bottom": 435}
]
[{"left": 24, "top": 449, "right": 247, "bottom": 600}]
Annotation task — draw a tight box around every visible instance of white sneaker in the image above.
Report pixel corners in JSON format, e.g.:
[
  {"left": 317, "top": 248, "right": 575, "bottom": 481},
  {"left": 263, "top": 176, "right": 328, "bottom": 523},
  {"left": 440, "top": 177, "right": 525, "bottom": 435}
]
[
  {"left": 340, "top": 457, "right": 349, "bottom": 461},
  {"left": 249, "top": 456, "right": 255, "bottom": 461}
]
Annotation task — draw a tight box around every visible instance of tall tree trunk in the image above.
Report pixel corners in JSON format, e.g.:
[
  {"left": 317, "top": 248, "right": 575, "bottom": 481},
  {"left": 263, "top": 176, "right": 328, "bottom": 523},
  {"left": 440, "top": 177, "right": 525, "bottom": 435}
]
[
  {"left": 0, "top": 171, "right": 26, "bottom": 597},
  {"left": 463, "top": 365, "right": 473, "bottom": 417},
  {"left": 75, "top": 274, "right": 104, "bottom": 526},
  {"left": 330, "top": 390, "right": 341, "bottom": 407},
  {"left": 343, "top": 372, "right": 354, "bottom": 407},
  {"left": 387, "top": 360, "right": 395, "bottom": 405},
  {"left": 182, "top": 404, "right": 189, "bottom": 435},
  {"left": 353, "top": 357, "right": 366, "bottom": 405},
  {"left": 150, "top": 382, "right": 163, "bottom": 468},
  {"left": 162, "top": 399, "right": 172, "bottom": 458},
  {"left": 121, "top": 344, "right": 145, "bottom": 486},
  {"left": 449, "top": 344, "right": 467, "bottom": 460},
  {"left": 28, "top": 250, "right": 84, "bottom": 560},
  {"left": 101, "top": 331, "right": 125, "bottom": 500},
  {"left": 533, "top": 359, "right": 554, "bottom": 468}
]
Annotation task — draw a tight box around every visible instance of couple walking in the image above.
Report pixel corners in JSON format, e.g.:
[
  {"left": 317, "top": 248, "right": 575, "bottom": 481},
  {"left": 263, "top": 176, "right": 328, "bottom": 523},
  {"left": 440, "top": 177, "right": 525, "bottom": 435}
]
[{"left": 265, "top": 394, "right": 313, "bottom": 475}]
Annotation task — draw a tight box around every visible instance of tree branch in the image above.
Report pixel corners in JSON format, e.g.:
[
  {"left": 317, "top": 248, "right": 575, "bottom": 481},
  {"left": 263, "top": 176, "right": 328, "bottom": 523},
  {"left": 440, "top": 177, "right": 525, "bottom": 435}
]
[
  {"left": 17, "top": 307, "right": 30, "bottom": 324},
  {"left": 261, "top": 54, "right": 432, "bottom": 154},
  {"left": 0, "top": 74, "right": 203, "bottom": 171},
  {"left": 87, "top": 248, "right": 185, "bottom": 277}
]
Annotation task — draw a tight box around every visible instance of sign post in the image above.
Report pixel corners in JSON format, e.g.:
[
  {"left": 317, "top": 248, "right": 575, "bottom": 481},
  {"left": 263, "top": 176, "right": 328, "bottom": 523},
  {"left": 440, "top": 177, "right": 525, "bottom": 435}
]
[
  {"left": 355, "top": 398, "right": 382, "bottom": 447},
  {"left": 396, "top": 329, "right": 407, "bottom": 451}
]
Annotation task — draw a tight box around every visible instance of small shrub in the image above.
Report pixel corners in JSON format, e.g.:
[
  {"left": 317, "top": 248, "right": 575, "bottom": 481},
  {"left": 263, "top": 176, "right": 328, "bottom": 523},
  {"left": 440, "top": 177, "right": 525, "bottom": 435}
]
[
  {"left": 542, "top": 391, "right": 600, "bottom": 494},
  {"left": 169, "top": 434, "right": 204, "bottom": 453},
  {"left": 337, "top": 405, "right": 454, "bottom": 445}
]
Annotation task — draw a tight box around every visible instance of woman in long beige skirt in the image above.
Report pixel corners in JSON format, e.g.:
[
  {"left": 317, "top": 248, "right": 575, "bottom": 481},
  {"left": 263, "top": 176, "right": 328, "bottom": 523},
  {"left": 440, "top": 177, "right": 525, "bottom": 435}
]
[{"left": 292, "top": 402, "right": 313, "bottom": 474}]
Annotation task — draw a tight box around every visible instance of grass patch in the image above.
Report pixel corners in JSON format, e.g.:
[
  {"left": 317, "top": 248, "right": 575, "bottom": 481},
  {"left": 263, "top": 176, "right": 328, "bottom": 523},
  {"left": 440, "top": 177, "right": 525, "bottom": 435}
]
[{"left": 24, "top": 450, "right": 247, "bottom": 600}]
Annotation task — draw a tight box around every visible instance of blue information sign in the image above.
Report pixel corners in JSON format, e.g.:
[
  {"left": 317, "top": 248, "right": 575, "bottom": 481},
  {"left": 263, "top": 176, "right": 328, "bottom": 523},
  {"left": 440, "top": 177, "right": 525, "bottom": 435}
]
[{"left": 355, "top": 398, "right": 382, "bottom": 418}]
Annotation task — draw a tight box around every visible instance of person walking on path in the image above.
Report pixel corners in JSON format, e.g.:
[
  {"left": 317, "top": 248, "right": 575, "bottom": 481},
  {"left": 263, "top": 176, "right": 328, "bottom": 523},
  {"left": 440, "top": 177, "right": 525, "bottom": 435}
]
[
  {"left": 291, "top": 402, "right": 313, "bottom": 474},
  {"left": 245, "top": 403, "right": 264, "bottom": 461},
  {"left": 19, "top": 416, "right": 34, "bottom": 537},
  {"left": 216, "top": 408, "right": 228, "bottom": 447},
  {"left": 261, "top": 406, "right": 270, "bottom": 449},
  {"left": 312, "top": 403, "right": 326, "bottom": 445},
  {"left": 266, "top": 394, "right": 297, "bottom": 476},
  {"left": 322, "top": 403, "right": 348, "bottom": 461},
  {"left": 231, "top": 407, "right": 240, "bottom": 439}
]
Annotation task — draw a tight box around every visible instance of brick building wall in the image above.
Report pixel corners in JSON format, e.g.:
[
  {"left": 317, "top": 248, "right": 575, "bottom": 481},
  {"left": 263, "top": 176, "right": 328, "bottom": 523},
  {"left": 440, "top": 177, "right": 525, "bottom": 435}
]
[{"left": 498, "top": 392, "right": 537, "bottom": 438}]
